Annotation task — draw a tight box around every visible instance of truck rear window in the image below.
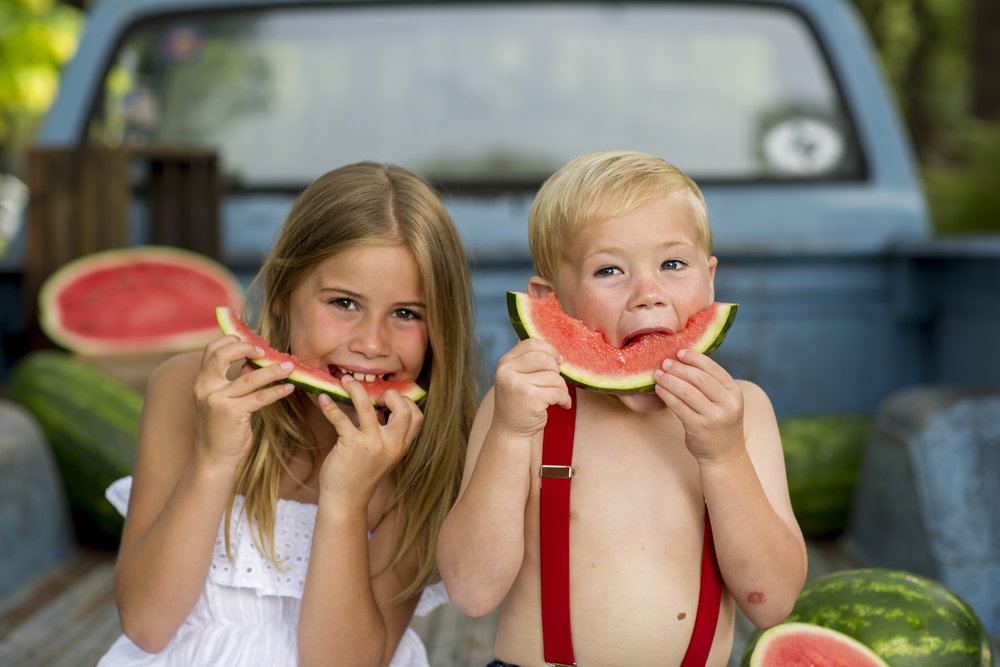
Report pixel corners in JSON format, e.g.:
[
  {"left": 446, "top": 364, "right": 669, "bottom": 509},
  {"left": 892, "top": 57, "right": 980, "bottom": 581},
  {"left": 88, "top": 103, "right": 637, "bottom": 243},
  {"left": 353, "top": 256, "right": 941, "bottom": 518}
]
[{"left": 88, "top": 2, "right": 863, "bottom": 188}]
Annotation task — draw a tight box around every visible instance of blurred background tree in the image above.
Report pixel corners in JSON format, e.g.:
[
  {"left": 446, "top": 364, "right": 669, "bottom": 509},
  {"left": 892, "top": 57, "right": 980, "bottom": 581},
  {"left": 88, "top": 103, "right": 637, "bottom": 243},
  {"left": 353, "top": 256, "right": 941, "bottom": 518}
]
[
  {"left": 0, "top": 0, "right": 997, "bottom": 233},
  {"left": 0, "top": 0, "right": 83, "bottom": 175},
  {"left": 853, "top": 0, "right": 1000, "bottom": 233}
]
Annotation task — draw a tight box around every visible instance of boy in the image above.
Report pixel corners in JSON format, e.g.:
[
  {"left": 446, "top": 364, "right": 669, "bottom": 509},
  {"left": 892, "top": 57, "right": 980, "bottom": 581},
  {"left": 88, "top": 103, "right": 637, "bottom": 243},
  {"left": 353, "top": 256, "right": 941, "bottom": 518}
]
[{"left": 437, "top": 151, "right": 807, "bottom": 666}]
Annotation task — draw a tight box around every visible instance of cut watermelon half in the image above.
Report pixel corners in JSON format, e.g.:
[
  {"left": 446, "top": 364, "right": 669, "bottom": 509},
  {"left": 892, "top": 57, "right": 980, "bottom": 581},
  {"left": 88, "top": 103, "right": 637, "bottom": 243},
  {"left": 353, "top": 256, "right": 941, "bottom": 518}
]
[
  {"left": 216, "top": 306, "right": 427, "bottom": 405},
  {"left": 507, "top": 291, "right": 737, "bottom": 394},
  {"left": 748, "top": 622, "right": 890, "bottom": 667},
  {"left": 39, "top": 246, "right": 243, "bottom": 355}
]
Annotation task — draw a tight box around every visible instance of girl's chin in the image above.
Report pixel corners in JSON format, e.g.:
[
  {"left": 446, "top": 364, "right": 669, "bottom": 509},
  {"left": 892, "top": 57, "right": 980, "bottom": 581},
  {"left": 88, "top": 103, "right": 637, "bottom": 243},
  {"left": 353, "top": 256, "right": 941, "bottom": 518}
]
[{"left": 616, "top": 392, "right": 667, "bottom": 413}]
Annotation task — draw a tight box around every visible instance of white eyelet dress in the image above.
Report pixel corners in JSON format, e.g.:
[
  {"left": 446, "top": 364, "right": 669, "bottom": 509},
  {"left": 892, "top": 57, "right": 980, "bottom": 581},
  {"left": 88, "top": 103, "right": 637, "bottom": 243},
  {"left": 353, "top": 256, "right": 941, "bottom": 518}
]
[{"left": 96, "top": 477, "right": 447, "bottom": 666}]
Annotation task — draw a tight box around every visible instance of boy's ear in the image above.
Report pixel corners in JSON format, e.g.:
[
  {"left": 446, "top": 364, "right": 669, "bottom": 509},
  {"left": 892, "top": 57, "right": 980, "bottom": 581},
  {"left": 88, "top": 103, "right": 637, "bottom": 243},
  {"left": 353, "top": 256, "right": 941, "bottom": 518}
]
[
  {"left": 707, "top": 255, "right": 718, "bottom": 303},
  {"left": 527, "top": 276, "right": 555, "bottom": 298}
]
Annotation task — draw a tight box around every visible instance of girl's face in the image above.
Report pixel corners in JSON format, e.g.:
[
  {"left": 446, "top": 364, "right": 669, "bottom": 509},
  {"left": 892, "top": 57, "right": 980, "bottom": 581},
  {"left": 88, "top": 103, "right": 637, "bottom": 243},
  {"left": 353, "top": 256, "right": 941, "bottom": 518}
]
[
  {"left": 542, "top": 192, "right": 717, "bottom": 349},
  {"left": 286, "top": 243, "right": 429, "bottom": 391}
]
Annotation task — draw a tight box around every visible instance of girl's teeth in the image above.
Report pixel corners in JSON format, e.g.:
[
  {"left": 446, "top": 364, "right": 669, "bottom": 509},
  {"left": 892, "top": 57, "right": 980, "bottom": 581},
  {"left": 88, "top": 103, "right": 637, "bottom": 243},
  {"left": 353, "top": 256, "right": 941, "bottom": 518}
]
[
  {"left": 352, "top": 372, "right": 365, "bottom": 381},
  {"left": 365, "top": 374, "right": 376, "bottom": 382}
]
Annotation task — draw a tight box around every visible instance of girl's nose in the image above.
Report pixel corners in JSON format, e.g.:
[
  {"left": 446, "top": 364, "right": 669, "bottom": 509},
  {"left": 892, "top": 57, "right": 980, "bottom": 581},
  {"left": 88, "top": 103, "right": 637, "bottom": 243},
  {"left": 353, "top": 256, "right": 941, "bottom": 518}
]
[{"left": 348, "top": 317, "right": 391, "bottom": 357}]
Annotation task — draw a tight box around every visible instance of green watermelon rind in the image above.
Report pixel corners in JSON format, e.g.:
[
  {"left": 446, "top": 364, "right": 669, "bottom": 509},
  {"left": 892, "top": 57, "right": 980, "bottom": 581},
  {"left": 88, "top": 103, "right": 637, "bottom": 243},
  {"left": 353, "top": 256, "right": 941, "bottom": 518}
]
[
  {"left": 749, "top": 622, "right": 891, "bottom": 667},
  {"left": 7, "top": 350, "right": 142, "bottom": 548},
  {"left": 216, "top": 306, "right": 427, "bottom": 406},
  {"left": 741, "top": 569, "right": 994, "bottom": 667},
  {"left": 39, "top": 245, "right": 244, "bottom": 355},
  {"left": 507, "top": 291, "right": 738, "bottom": 394}
]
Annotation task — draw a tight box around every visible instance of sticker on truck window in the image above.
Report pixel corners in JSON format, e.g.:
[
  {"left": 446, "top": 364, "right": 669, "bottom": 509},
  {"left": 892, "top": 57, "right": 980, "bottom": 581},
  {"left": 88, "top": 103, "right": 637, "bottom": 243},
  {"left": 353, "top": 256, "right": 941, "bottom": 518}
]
[{"left": 760, "top": 114, "right": 846, "bottom": 176}]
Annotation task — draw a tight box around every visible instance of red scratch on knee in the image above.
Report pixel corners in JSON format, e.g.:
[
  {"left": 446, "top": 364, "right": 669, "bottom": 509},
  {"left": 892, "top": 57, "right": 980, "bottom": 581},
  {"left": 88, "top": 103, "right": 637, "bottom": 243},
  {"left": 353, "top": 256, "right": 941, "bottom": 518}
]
[{"left": 747, "top": 591, "right": 766, "bottom": 605}]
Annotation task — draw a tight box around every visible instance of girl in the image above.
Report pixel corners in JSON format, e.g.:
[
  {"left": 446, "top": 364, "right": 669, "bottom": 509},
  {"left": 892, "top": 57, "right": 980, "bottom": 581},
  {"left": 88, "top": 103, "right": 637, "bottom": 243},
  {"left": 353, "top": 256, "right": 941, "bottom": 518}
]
[{"left": 97, "top": 162, "right": 478, "bottom": 666}]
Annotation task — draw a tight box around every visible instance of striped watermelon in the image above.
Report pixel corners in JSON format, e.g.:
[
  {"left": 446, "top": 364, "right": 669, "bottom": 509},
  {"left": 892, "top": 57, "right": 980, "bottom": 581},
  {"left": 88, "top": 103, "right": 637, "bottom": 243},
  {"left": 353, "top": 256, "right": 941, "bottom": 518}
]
[
  {"left": 748, "top": 623, "right": 890, "bottom": 666},
  {"left": 39, "top": 246, "right": 243, "bottom": 355},
  {"left": 780, "top": 414, "right": 871, "bottom": 537},
  {"left": 216, "top": 306, "right": 426, "bottom": 405},
  {"left": 506, "top": 291, "right": 737, "bottom": 393},
  {"left": 741, "top": 569, "right": 993, "bottom": 667},
  {"left": 7, "top": 351, "right": 142, "bottom": 548}
]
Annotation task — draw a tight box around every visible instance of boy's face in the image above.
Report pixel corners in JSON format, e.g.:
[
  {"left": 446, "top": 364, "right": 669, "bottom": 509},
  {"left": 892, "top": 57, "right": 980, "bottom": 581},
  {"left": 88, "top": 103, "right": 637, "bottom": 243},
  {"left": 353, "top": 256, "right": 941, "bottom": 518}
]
[{"left": 530, "top": 192, "right": 717, "bottom": 349}]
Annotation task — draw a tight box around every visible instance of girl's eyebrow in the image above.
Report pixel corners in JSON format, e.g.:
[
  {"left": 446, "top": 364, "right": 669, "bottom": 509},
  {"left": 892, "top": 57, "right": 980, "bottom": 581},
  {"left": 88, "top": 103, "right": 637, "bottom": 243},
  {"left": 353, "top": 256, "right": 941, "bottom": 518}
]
[{"left": 319, "top": 287, "right": 426, "bottom": 310}]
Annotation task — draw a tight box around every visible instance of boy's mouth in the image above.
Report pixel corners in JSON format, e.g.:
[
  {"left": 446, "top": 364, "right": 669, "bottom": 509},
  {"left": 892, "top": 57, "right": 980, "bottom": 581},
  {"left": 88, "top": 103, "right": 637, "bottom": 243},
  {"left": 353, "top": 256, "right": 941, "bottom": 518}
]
[
  {"left": 620, "top": 327, "right": 675, "bottom": 349},
  {"left": 329, "top": 365, "right": 394, "bottom": 383}
]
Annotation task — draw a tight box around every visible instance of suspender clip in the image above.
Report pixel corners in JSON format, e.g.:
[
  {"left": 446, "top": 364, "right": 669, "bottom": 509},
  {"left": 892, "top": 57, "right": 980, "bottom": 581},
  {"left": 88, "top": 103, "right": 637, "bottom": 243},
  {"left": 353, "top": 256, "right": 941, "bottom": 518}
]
[{"left": 540, "top": 464, "right": 574, "bottom": 479}]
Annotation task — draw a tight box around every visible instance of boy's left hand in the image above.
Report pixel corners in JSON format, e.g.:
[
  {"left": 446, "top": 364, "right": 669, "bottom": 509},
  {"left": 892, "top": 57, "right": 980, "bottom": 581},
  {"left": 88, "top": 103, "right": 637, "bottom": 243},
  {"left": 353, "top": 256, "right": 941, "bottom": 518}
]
[{"left": 653, "top": 349, "right": 745, "bottom": 463}]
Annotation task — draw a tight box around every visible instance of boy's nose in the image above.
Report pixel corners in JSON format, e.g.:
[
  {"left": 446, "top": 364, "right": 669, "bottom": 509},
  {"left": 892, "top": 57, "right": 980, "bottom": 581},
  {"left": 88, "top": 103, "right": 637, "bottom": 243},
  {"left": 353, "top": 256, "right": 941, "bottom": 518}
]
[
  {"left": 348, "top": 317, "right": 391, "bottom": 357},
  {"left": 629, "top": 275, "right": 669, "bottom": 310}
]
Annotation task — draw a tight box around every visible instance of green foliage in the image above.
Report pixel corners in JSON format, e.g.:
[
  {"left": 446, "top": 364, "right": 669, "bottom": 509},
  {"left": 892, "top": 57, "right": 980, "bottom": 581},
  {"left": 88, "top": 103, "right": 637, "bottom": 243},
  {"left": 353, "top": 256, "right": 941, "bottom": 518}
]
[
  {"left": 922, "top": 122, "right": 1000, "bottom": 234},
  {"left": 0, "top": 0, "right": 84, "bottom": 174}
]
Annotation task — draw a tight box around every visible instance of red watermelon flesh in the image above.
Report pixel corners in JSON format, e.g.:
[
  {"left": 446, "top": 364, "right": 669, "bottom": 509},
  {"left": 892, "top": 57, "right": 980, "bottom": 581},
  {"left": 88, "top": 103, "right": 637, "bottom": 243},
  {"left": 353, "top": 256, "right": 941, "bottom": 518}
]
[
  {"left": 507, "top": 291, "right": 737, "bottom": 394},
  {"left": 216, "top": 306, "right": 427, "bottom": 405},
  {"left": 39, "top": 246, "right": 243, "bottom": 355},
  {"left": 748, "top": 623, "right": 890, "bottom": 667}
]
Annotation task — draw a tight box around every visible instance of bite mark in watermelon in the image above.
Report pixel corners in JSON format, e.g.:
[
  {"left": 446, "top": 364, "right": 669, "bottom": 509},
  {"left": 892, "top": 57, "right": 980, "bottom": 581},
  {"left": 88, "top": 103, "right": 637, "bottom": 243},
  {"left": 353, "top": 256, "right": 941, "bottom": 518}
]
[
  {"left": 748, "top": 622, "right": 891, "bottom": 667},
  {"left": 506, "top": 291, "right": 737, "bottom": 393},
  {"left": 216, "top": 306, "right": 426, "bottom": 405},
  {"left": 39, "top": 246, "right": 243, "bottom": 355}
]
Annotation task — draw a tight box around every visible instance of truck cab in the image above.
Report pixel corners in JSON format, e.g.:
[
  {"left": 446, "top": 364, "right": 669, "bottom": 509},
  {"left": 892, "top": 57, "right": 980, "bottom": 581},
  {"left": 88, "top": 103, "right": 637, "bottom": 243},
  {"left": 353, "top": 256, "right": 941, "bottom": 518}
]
[{"left": 13, "top": 0, "right": 932, "bottom": 415}]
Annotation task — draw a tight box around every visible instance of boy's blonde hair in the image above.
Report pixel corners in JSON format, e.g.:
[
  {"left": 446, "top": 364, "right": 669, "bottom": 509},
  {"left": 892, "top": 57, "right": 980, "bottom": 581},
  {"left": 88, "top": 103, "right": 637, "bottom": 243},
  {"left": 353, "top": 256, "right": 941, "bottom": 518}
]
[
  {"left": 233, "top": 162, "right": 477, "bottom": 602},
  {"left": 528, "top": 150, "right": 711, "bottom": 280}
]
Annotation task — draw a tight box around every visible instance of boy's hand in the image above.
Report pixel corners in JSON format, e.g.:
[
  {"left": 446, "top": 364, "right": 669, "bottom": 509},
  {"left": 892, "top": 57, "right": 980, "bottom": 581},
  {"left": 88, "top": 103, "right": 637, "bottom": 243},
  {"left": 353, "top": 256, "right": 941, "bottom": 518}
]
[
  {"left": 653, "top": 348, "right": 745, "bottom": 463},
  {"left": 492, "top": 338, "right": 572, "bottom": 439}
]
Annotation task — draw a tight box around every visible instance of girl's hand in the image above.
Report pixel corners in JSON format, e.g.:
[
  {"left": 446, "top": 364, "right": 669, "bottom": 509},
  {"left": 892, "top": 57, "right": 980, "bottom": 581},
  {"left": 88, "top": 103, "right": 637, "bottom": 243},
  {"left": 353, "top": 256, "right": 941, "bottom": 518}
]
[
  {"left": 316, "top": 375, "right": 424, "bottom": 510},
  {"left": 192, "top": 335, "right": 295, "bottom": 468},
  {"left": 653, "top": 348, "right": 745, "bottom": 463},
  {"left": 491, "top": 338, "right": 572, "bottom": 439}
]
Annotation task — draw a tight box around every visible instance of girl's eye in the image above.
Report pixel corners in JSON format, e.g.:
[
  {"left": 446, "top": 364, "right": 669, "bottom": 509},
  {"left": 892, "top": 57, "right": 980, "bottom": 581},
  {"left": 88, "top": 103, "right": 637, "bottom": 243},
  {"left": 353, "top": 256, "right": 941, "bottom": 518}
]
[
  {"left": 331, "top": 297, "right": 358, "bottom": 310},
  {"left": 594, "top": 266, "right": 622, "bottom": 277},
  {"left": 662, "top": 259, "right": 685, "bottom": 271},
  {"left": 394, "top": 308, "right": 422, "bottom": 321}
]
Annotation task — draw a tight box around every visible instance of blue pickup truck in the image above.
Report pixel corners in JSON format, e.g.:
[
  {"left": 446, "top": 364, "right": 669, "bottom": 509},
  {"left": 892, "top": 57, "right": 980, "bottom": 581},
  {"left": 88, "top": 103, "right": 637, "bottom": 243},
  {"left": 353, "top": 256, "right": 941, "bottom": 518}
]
[
  {"left": 3, "top": 0, "right": 999, "bottom": 662},
  {"left": 6, "top": 0, "right": 952, "bottom": 417}
]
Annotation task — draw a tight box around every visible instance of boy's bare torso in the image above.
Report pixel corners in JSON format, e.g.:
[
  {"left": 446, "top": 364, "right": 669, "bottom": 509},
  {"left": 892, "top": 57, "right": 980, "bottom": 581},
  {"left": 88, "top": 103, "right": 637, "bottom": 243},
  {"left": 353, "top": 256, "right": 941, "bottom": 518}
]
[{"left": 493, "top": 389, "right": 735, "bottom": 667}]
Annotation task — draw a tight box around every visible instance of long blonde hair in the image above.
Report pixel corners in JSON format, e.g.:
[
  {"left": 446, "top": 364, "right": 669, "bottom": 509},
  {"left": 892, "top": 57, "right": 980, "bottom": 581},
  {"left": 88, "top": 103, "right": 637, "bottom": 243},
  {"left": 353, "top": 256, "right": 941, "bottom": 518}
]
[
  {"left": 529, "top": 150, "right": 711, "bottom": 281},
  {"left": 228, "top": 162, "right": 477, "bottom": 601}
]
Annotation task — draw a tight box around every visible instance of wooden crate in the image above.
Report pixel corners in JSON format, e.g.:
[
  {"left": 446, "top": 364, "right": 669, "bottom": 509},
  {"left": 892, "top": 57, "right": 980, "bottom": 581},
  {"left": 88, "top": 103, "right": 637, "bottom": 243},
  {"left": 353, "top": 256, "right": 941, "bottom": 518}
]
[{"left": 23, "top": 143, "right": 221, "bottom": 351}]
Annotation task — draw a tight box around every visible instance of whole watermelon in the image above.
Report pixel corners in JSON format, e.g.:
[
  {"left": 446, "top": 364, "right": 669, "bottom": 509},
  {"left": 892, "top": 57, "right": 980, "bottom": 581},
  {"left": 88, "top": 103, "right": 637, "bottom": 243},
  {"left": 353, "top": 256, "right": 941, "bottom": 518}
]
[
  {"left": 741, "top": 569, "right": 993, "bottom": 667},
  {"left": 779, "top": 414, "right": 871, "bottom": 537}
]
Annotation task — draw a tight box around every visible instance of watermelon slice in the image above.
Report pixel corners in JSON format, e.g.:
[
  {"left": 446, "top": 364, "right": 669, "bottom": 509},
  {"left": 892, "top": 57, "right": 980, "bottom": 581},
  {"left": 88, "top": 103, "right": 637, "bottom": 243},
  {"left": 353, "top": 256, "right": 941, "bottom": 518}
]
[
  {"left": 507, "top": 291, "right": 737, "bottom": 394},
  {"left": 39, "top": 246, "right": 243, "bottom": 355},
  {"left": 748, "top": 623, "right": 890, "bottom": 667},
  {"left": 215, "top": 306, "right": 427, "bottom": 405}
]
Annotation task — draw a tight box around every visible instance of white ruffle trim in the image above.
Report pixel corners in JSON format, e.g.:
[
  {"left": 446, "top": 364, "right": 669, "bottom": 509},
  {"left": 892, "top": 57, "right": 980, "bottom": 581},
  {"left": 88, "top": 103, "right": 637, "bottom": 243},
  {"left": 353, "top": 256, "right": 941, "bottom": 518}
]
[{"left": 105, "top": 477, "right": 447, "bottom": 614}]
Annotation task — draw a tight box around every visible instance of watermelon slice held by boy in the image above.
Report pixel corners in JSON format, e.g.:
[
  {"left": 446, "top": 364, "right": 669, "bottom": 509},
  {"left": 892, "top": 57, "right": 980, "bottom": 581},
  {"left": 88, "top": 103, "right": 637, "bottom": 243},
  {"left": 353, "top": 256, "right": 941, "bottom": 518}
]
[{"left": 507, "top": 291, "right": 737, "bottom": 394}]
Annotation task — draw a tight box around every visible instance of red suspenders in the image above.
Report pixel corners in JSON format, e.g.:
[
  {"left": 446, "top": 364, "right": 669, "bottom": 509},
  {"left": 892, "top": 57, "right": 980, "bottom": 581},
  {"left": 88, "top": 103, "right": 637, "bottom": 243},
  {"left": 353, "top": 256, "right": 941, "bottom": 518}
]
[
  {"left": 539, "top": 385, "right": 577, "bottom": 667},
  {"left": 538, "top": 383, "right": 723, "bottom": 667}
]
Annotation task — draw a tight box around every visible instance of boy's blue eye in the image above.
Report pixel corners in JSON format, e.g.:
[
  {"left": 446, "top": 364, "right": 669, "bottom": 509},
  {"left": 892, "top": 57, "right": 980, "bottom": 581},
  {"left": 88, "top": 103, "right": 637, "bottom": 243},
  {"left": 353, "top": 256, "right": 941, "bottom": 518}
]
[
  {"left": 595, "top": 266, "right": 622, "bottom": 277},
  {"left": 662, "top": 259, "right": 684, "bottom": 271}
]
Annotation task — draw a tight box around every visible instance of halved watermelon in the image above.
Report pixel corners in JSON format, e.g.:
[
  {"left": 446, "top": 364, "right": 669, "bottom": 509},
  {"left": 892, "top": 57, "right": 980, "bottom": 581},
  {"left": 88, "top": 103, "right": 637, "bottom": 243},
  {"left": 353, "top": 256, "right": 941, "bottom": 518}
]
[
  {"left": 748, "top": 623, "right": 890, "bottom": 667},
  {"left": 216, "top": 306, "right": 427, "bottom": 405},
  {"left": 39, "top": 246, "right": 243, "bottom": 355},
  {"left": 507, "top": 291, "right": 737, "bottom": 393}
]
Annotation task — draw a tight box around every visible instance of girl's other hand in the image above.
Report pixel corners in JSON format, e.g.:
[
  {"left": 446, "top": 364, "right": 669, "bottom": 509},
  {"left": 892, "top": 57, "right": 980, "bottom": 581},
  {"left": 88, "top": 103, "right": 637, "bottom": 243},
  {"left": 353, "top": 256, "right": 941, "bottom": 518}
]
[
  {"left": 316, "top": 375, "right": 424, "bottom": 510},
  {"left": 192, "top": 335, "right": 295, "bottom": 468}
]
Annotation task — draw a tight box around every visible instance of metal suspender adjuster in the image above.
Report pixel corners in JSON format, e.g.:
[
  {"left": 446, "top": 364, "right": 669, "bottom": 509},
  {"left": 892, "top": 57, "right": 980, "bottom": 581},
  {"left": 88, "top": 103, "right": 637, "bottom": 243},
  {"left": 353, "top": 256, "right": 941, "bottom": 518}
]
[{"left": 540, "top": 464, "right": 574, "bottom": 479}]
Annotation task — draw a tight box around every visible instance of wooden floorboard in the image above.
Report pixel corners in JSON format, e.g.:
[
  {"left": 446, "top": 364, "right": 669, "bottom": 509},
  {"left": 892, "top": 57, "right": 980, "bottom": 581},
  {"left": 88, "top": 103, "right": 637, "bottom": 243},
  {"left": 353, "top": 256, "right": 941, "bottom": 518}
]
[{"left": 2, "top": 539, "right": 995, "bottom": 666}]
